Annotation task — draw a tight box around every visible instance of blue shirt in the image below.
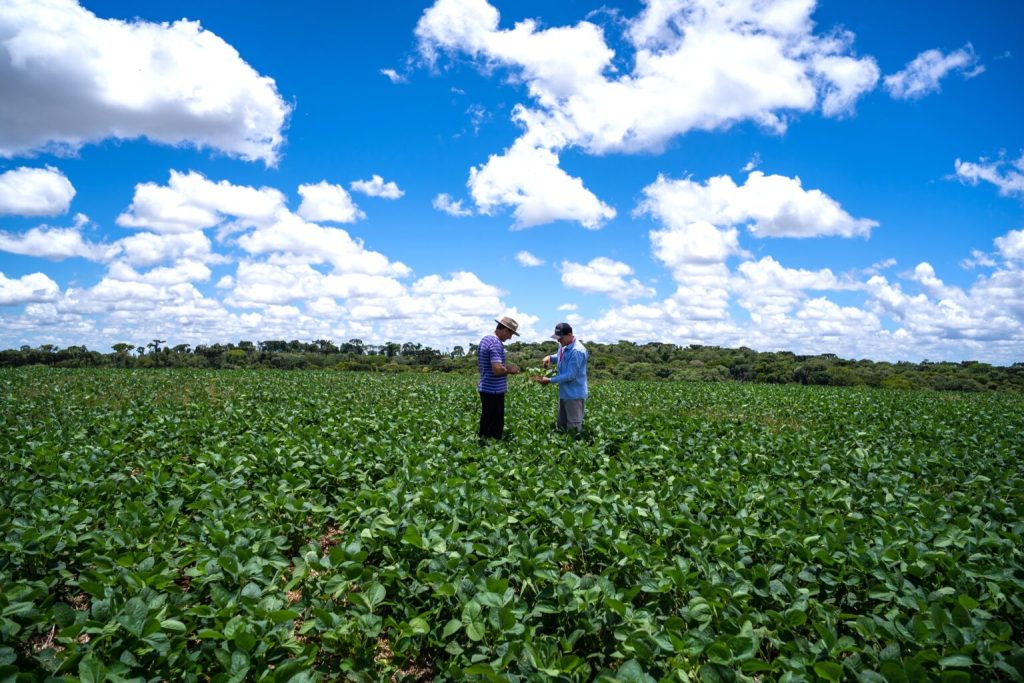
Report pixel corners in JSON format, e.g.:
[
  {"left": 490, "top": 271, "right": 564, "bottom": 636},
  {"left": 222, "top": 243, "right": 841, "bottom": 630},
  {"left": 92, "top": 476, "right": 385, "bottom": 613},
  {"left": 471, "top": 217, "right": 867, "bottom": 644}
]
[
  {"left": 550, "top": 339, "right": 588, "bottom": 399},
  {"left": 477, "top": 335, "right": 507, "bottom": 394}
]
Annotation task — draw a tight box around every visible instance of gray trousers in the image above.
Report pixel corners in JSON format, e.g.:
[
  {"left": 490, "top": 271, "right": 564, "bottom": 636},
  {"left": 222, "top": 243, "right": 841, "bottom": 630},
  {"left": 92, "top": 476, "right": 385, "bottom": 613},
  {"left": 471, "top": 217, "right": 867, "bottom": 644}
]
[{"left": 557, "top": 399, "right": 585, "bottom": 431}]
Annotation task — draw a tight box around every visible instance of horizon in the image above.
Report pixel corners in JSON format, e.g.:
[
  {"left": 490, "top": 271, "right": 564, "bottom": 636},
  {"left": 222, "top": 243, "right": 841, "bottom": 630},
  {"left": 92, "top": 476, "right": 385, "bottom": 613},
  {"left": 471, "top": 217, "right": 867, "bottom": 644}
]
[
  {"left": 2, "top": 336, "right": 1019, "bottom": 369},
  {"left": 1, "top": 1, "right": 1022, "bottom": 364}
]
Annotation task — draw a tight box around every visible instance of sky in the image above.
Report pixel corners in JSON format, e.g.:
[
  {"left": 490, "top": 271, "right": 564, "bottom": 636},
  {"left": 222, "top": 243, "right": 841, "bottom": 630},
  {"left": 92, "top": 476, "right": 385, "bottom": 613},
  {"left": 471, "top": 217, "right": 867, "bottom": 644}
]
[{"left": 1, "top": 0, "right": 1022, "bottom": 363}]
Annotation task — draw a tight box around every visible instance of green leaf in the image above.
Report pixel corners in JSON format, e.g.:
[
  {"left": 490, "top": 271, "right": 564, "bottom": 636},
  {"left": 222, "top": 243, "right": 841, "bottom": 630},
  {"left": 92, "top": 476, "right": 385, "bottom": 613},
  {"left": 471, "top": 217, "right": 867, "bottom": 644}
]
[
  {"left": 442, "top": 618, "right": 462, "bottom": 639},
  {"left": 617, "top": 660, "right": 657, "bottom": 683},
  {"left": 814, "top": 661, "right": 843, "bottom": 682},
  {"left": 78, "top": 654, "right": 108, "bottom": 683},
  {"left": 160, "top": 618, "right": 186, "bottom": 633},
  {"left": 197, "top": 629, "right": 224, "bottom": 640},
  {"left": 466, "top": 621, "right": 485, "bottom": 641},
  {"left": 407, "top": 617, "right": 430, "bottom": 635},
  {"left": 363, "top": 582, "right": 386, "bottom": 610},
  {"left": 117, "top": 596, "right": 148, "bottom": 637},
  {"left": 270, "top": 609, "right": 301, "bottom": 623},
  {"left": 938, "top": 655, "right": 973, "bottom": 668}
]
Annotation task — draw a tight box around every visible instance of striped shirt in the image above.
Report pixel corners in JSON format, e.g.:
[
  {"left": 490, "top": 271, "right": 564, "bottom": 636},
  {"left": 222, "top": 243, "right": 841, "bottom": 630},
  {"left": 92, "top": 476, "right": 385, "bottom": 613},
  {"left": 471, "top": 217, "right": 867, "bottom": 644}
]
[{"left": 477, "top": 334, "right": 507, "bottom": 394}]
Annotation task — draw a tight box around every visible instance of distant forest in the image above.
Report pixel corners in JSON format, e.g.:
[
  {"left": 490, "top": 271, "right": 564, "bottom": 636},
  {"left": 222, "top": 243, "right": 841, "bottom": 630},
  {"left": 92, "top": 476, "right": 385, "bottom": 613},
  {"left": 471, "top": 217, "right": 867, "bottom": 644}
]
[{"left": 2, "top": 338, "right": 1022, "bottom": 393}]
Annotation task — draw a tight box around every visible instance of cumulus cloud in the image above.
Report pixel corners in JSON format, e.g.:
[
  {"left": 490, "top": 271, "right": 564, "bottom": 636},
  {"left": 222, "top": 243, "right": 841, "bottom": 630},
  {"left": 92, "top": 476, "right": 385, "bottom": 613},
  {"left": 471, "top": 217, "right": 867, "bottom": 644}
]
[
  {"left": 419, "top": 0, "right": 878, "bottom": 153},
  {"left": 350, "top": 175, "right": 404, "bottom": 199},
  {"left": 794, "top": 297, "right": 881, "bottom": 337},
  {"left": 0, "top": 170, "right": 538, "bottom": 348},
  {"left": 884, "top": 44, "right": 983, "bottom": 100},
  {"left": 994, "top": 229, "right": 1024, "bottom": 261},
  {"left": 433, "top": 193, "right": 473, "bottom": 217},
  {"left": 0, "top": 225, "right": 115, "bottom": 261},
  {"left": 118, "top": 170, "right": 285, "bottom": 234},
  {"left": 469, "top": 141, "right": 616, "bottom": 229},
  {"left": 638, "top": 171, "right": 878, "bottom": 239},
  {"left": 0, "top": 166, "right": 76, "bottom": 216},
  {"left": 112, "top": 230, "right": 225, "bottom": 268},
  {"left": 105, "top": 259, "right": 211, "bottom": 286},
  {"left": 297, "top": 182, "right": 365, "bottom": 224},
  {"left": 561, "top": 257, "right": 655, "bottom": 301},
  {"left": 954, "top": 154, "right": 1024, "bottom": 198},
  {"left": 735, "top": 256, "right": 845, "bottom": 323},
  {"left": 515, "top": 250, "right": 544, "bottom": 267},
  {"left": 237, "top": 211, "right": 408, "bottom": 276},
  {"left": 0, "top": 0, "right": 290, "bottom": 164},
  {"left": 416, "top": 0, "right": 879, "bottom": 227},
  {"left": 0, "top": 271, "right": 60, "bottom": 305}
]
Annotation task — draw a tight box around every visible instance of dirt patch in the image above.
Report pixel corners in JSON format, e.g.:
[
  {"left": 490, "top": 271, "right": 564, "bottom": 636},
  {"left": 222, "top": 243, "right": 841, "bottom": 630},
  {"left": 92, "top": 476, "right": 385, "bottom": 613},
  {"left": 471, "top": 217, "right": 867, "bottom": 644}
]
[{"left": 319, "top": 525, "right": 345, "bottom": 553}]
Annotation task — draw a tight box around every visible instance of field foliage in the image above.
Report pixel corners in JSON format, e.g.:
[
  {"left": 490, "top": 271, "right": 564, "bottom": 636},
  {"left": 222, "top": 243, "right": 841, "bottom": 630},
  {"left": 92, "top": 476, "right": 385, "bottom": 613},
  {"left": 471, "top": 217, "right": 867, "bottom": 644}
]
[{"left": 1, "top": 369, "right": 1022, "bottom": 682}]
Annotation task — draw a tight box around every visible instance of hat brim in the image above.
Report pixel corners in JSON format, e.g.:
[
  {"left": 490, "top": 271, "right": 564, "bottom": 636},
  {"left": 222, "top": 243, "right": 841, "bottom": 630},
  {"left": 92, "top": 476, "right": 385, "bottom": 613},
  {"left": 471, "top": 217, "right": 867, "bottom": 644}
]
[{"left": 495, "top": 319, "right": 520, "bottom": 336}]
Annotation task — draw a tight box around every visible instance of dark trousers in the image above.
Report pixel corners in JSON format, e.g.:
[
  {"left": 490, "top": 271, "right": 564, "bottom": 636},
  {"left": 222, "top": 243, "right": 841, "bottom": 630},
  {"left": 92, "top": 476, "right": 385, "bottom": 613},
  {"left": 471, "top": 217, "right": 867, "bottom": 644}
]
[{"left": 478, "top": 391, "right": 505, "bottom": 440}]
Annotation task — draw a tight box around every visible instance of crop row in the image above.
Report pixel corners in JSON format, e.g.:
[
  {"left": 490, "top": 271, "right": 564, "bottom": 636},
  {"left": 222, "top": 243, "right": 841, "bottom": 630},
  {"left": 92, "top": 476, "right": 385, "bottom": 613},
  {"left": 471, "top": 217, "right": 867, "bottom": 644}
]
[{"left": 1, "top": 369, "right": 1022, "bottom": 681}]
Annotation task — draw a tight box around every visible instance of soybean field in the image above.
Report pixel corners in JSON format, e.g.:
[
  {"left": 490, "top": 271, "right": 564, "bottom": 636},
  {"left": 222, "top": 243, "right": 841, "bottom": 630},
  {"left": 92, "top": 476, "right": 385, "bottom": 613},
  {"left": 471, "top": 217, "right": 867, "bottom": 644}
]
[{"left": 1, "top": 368, "right": 1023, "bottom": 682}]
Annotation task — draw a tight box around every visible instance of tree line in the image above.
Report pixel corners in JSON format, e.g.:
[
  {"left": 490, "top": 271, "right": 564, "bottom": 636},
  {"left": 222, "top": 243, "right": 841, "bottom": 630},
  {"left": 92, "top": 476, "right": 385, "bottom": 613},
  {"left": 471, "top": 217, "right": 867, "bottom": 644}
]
[{"left": 1, "top": 339, "right": 1021, "bottom": 392}]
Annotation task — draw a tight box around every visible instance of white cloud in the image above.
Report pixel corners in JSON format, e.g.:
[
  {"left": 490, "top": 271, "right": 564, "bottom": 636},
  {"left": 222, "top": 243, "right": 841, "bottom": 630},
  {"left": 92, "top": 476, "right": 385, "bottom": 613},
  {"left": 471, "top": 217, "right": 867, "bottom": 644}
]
[
  {"left": 0, "top": 0, "right": 290, "bottom": 164},
  {"left": 994, "top": 229, "right": 1024, "bottom": 261},
  {"left": 350, "top": 175, "right": 404, "bottom": 199},
  {"left": 0, "top": 271, "right": 60, "bottom": 305},
  {"left": 380, "top": 68, "right": 407, "bottom": 84},
  {"left": 237, "top": 211, "right": 409, "bottom": 276},
  {"left": 0, "top": 166, "right": 76, "bottom": 216},
  {"left": 515, "top": 250, "right": 544, "bottom": 267},
  {"left": 105, "top": 259, "right": 211, "bottom": 287},
  {"left": 112, "top": 230, "right": 225, "bottom": 268},
  {"left": 909, "top": 262, "right": 967, "bottom": 303},
  {"left": 813, "top": 52, "right": 883, "bottom": 117},
  {"left": 0, "top": 225, "right": 115, "bottom": 261},
  {"left": 227, "top": 262, "right": 405, "bottom": 307},
  {"left": 863, "top": 257, "right": 897, "bottom": 275},
  {"left": 117, "top": 170, "right": 285, "bottom": 234},
  {"left": 638, "top": 171, "right": 878, "bottom": 239},
  {"left": 433, "top": 193, "right": 473, "bottom": 217},
  {"left": 297, "top": 181, "right": 365, "bottom": 224},
  {"left": 735, "top": 256, "right": 845, "bottom": 323},
  {"left": 561, "top": 257, "right": 655, "bottom": 301},
  {"left": 557, "top": 303, "right": 577, "bottom": 311},
  {"left": 417, "top": 0, "right": 879, "bottom": 228},
  {"left": 469, "top": 141, "right": 616, "bottom": 229},
  {"left": 961, "top": 249, "right": 996, "bottom": 270},
  {"left": 419, "top": 0, "right": 878, "bottom": 154},
  {"left": 884, "top": 44, "right": 983, "bottom": 100},
  {"left": 954, "top": 155, "right": 1024, "bottom": 198},
  {"left": 794, "top": 297, "right": 881, "bottom": 337},
  {"left": 741, "top": 153, "right": 761, "bottom": 173}
]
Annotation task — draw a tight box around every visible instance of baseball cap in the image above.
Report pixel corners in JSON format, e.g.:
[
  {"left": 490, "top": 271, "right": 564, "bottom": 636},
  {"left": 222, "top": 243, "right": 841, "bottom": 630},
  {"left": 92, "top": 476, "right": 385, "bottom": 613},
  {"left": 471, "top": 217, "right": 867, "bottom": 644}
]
[{"left": 551, "top": 322, "right": 572, "bottom": 339}]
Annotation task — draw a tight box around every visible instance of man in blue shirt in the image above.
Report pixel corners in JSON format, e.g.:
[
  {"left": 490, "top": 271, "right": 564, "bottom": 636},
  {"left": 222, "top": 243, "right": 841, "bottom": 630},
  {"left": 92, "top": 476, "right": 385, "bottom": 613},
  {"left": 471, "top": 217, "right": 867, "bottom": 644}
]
[
  {"left": 477, "top": 315, "right": 521, "bottom": 440},
  {"left": 539, "top": 322, "right": 588, "bottom": 432}
]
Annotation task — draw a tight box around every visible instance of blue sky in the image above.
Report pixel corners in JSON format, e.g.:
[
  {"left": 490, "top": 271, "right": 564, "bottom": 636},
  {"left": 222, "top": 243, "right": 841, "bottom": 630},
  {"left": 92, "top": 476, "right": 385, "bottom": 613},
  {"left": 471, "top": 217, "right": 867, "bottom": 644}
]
[{"left": 1, "top": 0, "right": 1022, "bottom": 362}]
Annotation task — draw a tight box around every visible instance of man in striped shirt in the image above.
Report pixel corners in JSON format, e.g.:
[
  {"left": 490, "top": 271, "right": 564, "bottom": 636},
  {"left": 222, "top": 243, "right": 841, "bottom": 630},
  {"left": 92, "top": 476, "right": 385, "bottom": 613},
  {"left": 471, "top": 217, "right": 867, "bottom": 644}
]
[{"left": 478, "top": 315, "right": 521, "bottom": 440}]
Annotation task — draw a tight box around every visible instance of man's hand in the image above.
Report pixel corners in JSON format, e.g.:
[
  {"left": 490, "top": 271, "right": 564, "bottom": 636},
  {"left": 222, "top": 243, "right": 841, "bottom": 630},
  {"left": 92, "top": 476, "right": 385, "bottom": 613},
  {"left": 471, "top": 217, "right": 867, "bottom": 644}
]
[
  {"left": 541, "top": 355, "right": 551, "bottom": 368},
  {"left": 507, "top": 364, "right": 520, "bottom": 375},
  {"left": 538, "top": 376, "right": 550, "bottom": 385}
]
